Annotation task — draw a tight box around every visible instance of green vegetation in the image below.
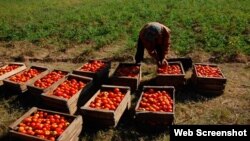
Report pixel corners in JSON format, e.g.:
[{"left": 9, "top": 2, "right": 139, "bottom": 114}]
[
  {"left": 0, "top": 0, "right": 249, "bottom": 59},
  {"left": 0, "top": 1, "right": 249, "bottom": 141}
]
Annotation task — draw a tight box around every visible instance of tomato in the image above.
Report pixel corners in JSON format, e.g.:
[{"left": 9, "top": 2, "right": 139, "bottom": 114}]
[
  {"left": 34, "top": 70, "right": 67, "bottom": 88},
  {"left": 16, "top": 111, "right": 71, "bottom": 140},
  {"left": 49, "top": 136, "right": 56, "bottom": 141},
  {"left": 137, "top": 89, "right": 173, "bottom": 112},
  {"left": 80, "top": 60, "right": 106, "bottom": 72},
  {"left": 0, "top": 65, "right": 20, "bottom": 76},
  {"left": 52, "top": 79, "right": 86, "bottom": 99},
  {"left": 157, "top": 64, "right": 182, "bottom": 74},
  {"left": 115, "top": 65, "right": 140, "bottom": 77},
  {"left": 195, "top": 64, "right": 223, "bottom": 78},
  {"left": 89, "top": 88, "right": 125, "bottom": 111},
  {"left": 9, "top": 68, "right": 41, "bottom": 83}
]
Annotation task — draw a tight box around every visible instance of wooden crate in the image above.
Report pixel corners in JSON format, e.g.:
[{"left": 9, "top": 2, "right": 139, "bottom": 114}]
[
  {"left": 135, "top": 86, "right": 175, "bottom": 126},
  {"left": 80, "top": 85, "right": 131, "bottom": 127},
  {"left": 27, "top": 70, "right": 69, "bottom": 97},
  {"left": 9, "top": 107, "right": 83, "bottom": 141},
  {"left": 109, "top": 63, "right": 141, "bottom": 92},
  {"left": 0, "top": 62, "right": 27, "bottom": 86},
  {"left": 3, "top": 66, "right": 49, "bottom": 93},
  {"left": 191, "top": 63, "right": 227, "bottom": 95},
  {"left": 41, "top": 74, "right": 93, "bottom": 115},
  {"left": 72, "top": 59, "right": 111, "bottom": 85},
  {"left": 155, "top": 62, "right": 186, "bottom": 89}
]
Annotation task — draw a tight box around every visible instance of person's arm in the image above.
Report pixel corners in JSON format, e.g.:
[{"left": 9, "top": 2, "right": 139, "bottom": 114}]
[
  {"left": 162, "top": 26, "right": 171, "bottom": 59},
  {"left": 154, "top": 26, "right": 170, "bottom": 66},
  {"left": 135, "top": 37, "right": 144, "bottom": 64}
]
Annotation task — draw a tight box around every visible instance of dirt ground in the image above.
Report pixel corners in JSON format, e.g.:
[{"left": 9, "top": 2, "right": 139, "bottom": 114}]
[{"left": 0, "top": 41, "right": 249, "bottom": 140}]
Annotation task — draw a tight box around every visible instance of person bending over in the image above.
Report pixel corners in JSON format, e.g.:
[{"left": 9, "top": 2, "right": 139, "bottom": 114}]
[{"left": 135, "top": 22, "right": 171, "bottom": 66}]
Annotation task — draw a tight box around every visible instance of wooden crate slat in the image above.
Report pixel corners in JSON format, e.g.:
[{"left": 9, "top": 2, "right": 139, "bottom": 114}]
[
  {"left": 10, "top": 130, "right": 48, "bottom": 141},
  {"left": 9, "top": 107, "right": 37, "bottom": 130},
  {"left": 57, "top": 116, "right": 83, "bottom": 141}
]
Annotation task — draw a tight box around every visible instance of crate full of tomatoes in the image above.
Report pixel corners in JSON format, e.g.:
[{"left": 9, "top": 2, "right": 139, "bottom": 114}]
[
  {"left": 3, "top": 66, "right": 49, "bottom": 93},
  {"left": 135, "top": 86, "right": 175, "bottom": 127},
  {"left": 80, "top": 85, "right": 131, "bottom": 127},
  {"left": 9, "top": 107, "right": 82, "bottom": 141},
  {"left": 27, "top": 70, "right": 69, "bottom": 97},
  {"left": 191, "top": 63, "right": 227, "bottom": 95},
  {"left": 109, "top": 63, "right": 141, "bottom": 92},
  {"left": 155, "top": 61, "right": 185, "bottom": 89},
  {"left": 72, "top": 60, "right": 111, "bottom": 85},
  {"left": 0, "top": 62, "right": 27, "bottom": 86},
  {"left": 41, "top": 74, "right": 93, "bottom": 115}
]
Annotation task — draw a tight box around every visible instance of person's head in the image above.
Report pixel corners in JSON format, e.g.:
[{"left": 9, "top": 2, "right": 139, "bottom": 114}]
[{"left": 144, "top": 24, "right": 161, "bottom": 41}]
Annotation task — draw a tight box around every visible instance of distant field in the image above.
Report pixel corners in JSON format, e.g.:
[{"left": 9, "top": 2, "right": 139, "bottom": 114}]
[
  {"left": 0, "top": 1, "right": 250, "bottom": 141},
  {"left": 0, "top": 0, "right": 249, "bottom": 61}
]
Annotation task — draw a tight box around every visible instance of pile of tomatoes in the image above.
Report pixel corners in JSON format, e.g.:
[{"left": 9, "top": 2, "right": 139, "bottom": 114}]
[
  {"left": 9, "top": 68, "right": 41, "bottom": 83},
  {"left": 80, "top": 60, "right": 106, "bottom": 72},
  {"left": 157, "top": 64, "right": 182, "bottom": 74},
  {"left": 137, "top": 89, "right": 173, "bottom": 112},
  {"left": 115, "top": 65, "right": 140, "bottom": 77},
  {"left": 34, "top": 71, "right": 67, "bottom": 89},
  {"left": 0, "top": 65, "right": 20, "bottom": 76},
  {"left": 16, "top": 111, "right": 70, "bottom": 141},
  {"left": 89, "top": 88, "right": 125, "bottom": 110},
  {"left": 52, "top": 79, "right": 86, "bottom": 99},
  {"left": 195, "top": 65, "right": 223, "bottom": 78}
]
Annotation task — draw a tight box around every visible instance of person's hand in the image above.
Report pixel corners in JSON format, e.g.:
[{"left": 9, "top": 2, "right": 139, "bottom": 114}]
[
  {"left": 135, "top": 60, "right": 141, "bottom": 65},
  {"left": 157, "top": 58, "right": 168, "bottom": 67}
]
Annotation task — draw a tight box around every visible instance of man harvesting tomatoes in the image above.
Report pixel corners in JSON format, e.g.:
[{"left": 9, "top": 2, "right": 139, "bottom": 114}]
[{"left": 135, "top": 22, "right": 171, "bottom": 67}]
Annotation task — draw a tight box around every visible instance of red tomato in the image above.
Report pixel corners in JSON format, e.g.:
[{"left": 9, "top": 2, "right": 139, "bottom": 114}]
[
  {"left": 80, "top": 60, "right": 106, "bottom": 72},
  {"left": 195, "top": 65, "right": 223, "bottom": 78},
  {"left": 89, "top": 88, "right": 125, "bottom": 111},
  {"left": 0, "top": 65, "right": 20, "bottom": 76},
  {"left": 157, "top": 64, "right": 182, "bottom": 74},
  {"left": 52, "top": 79, "right": 86, "bottom": 99},
  {"left": 115, "top": 65, "right": 140, "bottom": 77},
  {"left": 137, "top": 89, "right": 173, "bottom": 112},
  {"left": 9, "top": 68, "right": 41, "bottom": 83},
  {"left": 34, "top": 70, "right": 67, "bottom": 88},
  {"left": 16, "top": 111, "right": 71, "bottom": 140}
]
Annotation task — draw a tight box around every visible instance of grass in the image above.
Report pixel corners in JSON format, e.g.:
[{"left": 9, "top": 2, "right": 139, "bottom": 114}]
[
  {"left": 0, "top": 62, "right": 249, "bottom": 141},
  {"left": 0, "top": 0, "right": 249, "bottom": 60},
  {"left": 0, "top": 0, "right": 250, "bottom": 140}
]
